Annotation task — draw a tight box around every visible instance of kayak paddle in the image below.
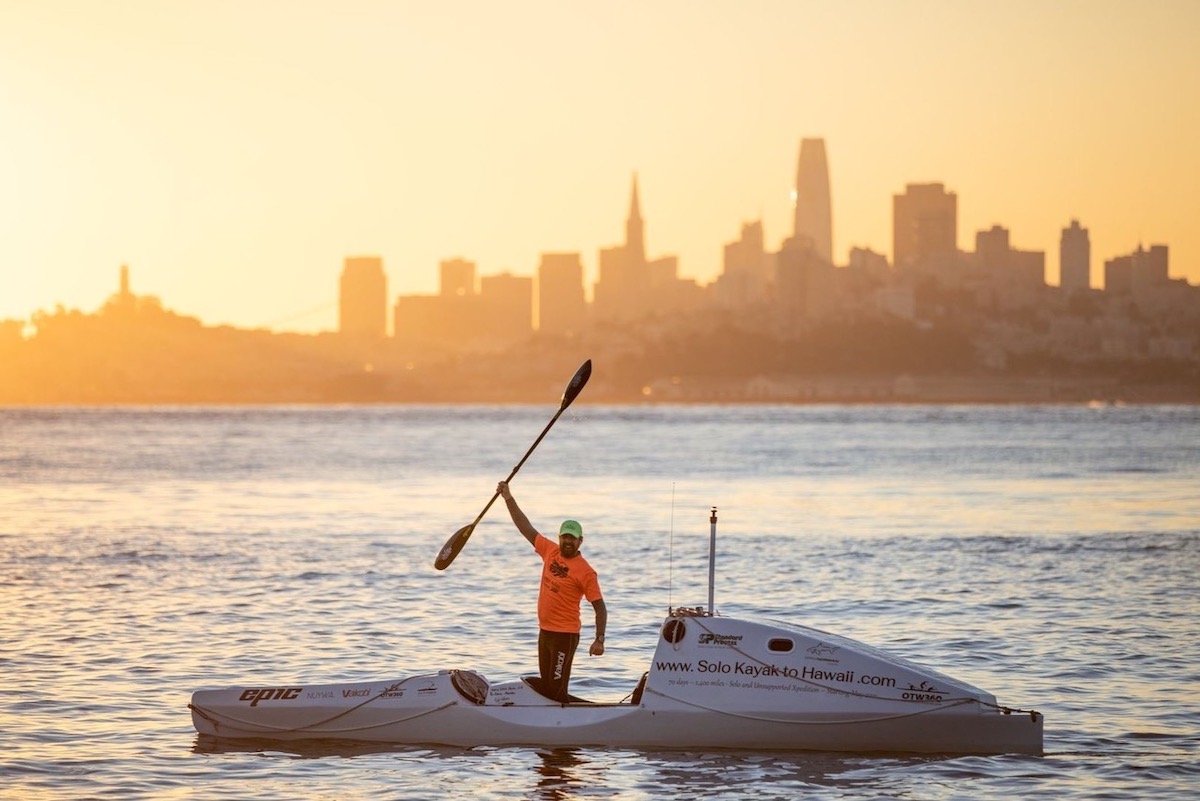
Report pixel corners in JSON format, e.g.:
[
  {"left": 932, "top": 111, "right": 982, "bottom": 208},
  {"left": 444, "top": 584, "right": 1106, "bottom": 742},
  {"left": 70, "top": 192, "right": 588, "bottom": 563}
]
[{"left": 434, "top": 359, "right": 592, "bottom": 570}]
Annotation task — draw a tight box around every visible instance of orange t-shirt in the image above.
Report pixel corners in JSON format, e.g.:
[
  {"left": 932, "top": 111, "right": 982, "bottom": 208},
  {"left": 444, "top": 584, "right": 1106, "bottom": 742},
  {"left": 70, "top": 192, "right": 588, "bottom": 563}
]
[{"left": 533, "top": 535, "right": 602, "bottom": 634}]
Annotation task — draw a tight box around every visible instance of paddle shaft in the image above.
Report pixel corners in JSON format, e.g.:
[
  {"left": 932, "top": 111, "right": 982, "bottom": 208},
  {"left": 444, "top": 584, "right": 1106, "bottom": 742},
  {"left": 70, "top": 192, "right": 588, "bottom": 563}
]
[
  {"left": 434, "top": 359, "right": 591, "bottom": 570},
  {"left": 464, "top": 402, "right": 572, "bottom": 530}
]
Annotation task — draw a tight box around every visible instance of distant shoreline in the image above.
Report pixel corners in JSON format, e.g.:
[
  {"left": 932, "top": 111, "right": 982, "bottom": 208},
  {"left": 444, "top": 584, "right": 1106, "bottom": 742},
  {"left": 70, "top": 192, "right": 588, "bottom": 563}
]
[{"left": 3, "top": 397, "right": 1197, "bottom": 408}]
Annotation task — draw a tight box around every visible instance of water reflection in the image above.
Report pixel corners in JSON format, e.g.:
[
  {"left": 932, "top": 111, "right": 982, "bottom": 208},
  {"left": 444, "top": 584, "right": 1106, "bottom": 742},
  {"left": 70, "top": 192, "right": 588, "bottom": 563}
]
[
  {"left": 192, "top": 734, "right": 965, "bottom": 799},
  {"left": 531, "top": 748, "right": 588, "bottom": 800},
  {"left": 634, "top": 750, "right": 951, "bottom": 795},
  {"left": 191, "top": 734, "right": 485, "bottom": 761}
]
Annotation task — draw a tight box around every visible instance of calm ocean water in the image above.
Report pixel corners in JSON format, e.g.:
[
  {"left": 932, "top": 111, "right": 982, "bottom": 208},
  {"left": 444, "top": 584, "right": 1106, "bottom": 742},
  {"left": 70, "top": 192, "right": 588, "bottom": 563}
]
[{"left": 2, "top": 403, "right": 1198, "bottom": 800}]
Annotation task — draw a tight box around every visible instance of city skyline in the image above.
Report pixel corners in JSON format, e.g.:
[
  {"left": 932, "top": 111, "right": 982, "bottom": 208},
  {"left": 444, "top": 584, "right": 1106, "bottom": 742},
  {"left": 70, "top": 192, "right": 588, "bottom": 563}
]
[
  {"left": 12, "top": 162, "right": 1189, "bottom": 338},
  {"left": 6, "top": 160, "right": 1196, "bottom": 405},
  {"left": 3, "top": 1, "right": 1198, "bottom": 334}
]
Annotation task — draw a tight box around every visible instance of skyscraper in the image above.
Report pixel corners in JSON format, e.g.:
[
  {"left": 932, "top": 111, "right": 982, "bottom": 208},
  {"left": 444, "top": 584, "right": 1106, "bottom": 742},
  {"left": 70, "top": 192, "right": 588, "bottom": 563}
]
[
  {"left": 480, "top": 273, "right": 534, "bottom": 344},
  {"left": 339, "top": 256, "right": 387, "bottom": 338},
  {"left": 793, "top": 138, "right": 833, "bottom": 264},
  {"left": 716, "top": 221, "right": 769, "bottom": 308},
  {"left": 439, "top": 258, "right": 476, "bottom": 298},
  {"left": 1105, "top": 244, "right": 1169, "bottom": 297},
  {"left": 594, "top": 173, "right": 650, "bottom": 322},
  {"left": 1060, "top": 219, "right": 1091, "bottom": 294},
  {"left": 537, "top": 252, "right": 587, "bottom": 336},
  {"left": 434, "top": 258, "right": 482, "bottom": 347},
  {"left": 893, "top": 183, "right": 957, "bottom": 271}
]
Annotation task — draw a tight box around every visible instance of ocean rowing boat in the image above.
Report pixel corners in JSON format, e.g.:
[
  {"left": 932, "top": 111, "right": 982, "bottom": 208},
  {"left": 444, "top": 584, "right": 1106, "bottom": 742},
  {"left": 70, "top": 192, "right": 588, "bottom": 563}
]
[
  {"left": 190, "top": 609, "right": 1042, "bottom": 754},
  {"left": 190, "top": 511, "right": 1043, "bottom": 755}
]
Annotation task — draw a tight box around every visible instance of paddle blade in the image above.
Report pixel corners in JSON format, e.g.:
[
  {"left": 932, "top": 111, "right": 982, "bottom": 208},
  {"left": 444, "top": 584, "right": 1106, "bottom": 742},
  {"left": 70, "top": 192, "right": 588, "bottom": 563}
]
[
  {"left": 434, "top": 523, "right": 475, "bottom": 571},
  {"left": 560, "top": 359, "right": 592, "bottom": 409}
]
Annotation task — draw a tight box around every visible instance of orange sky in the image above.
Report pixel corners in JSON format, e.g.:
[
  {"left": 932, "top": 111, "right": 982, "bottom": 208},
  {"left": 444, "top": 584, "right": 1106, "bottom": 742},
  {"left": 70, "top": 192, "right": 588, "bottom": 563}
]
[{"left": 2, "top": 0, "right": 1198, "bottom": 333}]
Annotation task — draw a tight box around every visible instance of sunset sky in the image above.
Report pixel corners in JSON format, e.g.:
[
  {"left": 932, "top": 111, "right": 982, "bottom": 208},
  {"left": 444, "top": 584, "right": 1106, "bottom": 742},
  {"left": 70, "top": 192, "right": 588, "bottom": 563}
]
[{"left": 2, "top": 0, "right": 1197, "bottom": 333}]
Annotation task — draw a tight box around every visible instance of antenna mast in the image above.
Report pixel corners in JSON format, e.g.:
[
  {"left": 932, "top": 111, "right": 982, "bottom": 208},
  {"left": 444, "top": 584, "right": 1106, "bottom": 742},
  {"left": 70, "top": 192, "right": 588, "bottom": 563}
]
[{"left": 707, "top": 507, "right": 718, "bottom": 615}]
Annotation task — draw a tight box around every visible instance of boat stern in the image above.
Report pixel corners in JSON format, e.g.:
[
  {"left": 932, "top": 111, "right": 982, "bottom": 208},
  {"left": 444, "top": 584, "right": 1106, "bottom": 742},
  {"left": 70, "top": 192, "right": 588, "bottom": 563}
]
[{"left": 638, "top": 611, "right": 1043, "bottom": 755}]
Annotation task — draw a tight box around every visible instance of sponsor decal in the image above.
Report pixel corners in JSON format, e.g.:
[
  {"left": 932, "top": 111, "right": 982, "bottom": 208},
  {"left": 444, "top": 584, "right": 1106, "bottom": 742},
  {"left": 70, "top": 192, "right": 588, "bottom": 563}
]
[
  {"left": 805, "top": 642, "right": 841, "bottom": 663},
  {"left": 342, "top": 688, "right": 370, "bottom": 698},
  {"left": 239, "top": 687, "right": 302, "bottom": 707},
  {"left": 416, "top": 680, "right": 438, "bottom": 695},
  {"left": 553, "top": 650, "right": 566, "bottom": 681},
  {"left": 902, "top": 680, "right": 946, "bottom": 702},
  {"left": 307, "top": 690, "right": 336, "bottom": 699},
  {"left": 698, "top": 632, "right": 743, "bottom": 647}
]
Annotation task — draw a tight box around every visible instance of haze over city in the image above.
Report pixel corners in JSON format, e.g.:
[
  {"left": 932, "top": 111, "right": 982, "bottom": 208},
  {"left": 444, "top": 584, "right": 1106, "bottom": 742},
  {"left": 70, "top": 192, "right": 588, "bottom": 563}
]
[{"left": 3, "top": 0, "right": 1198, "bottom": 334}]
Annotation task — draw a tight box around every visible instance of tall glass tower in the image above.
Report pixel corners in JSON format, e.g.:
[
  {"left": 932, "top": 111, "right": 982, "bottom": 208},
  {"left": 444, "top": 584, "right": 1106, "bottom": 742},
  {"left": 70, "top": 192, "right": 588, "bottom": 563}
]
[{"left": 793, "top": 138, "right": 833, "bottom": 264}]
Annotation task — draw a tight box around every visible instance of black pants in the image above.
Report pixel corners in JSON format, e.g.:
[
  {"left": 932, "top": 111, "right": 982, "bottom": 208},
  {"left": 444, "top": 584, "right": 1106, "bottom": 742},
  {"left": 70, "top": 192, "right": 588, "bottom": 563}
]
[{"left": 537, "top": 629, "right": 580, "bottom": 702}]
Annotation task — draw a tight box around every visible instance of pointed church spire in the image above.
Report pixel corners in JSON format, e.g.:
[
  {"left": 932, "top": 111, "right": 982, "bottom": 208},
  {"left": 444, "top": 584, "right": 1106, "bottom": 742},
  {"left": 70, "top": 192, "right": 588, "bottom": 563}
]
[{"left": 625, "top": 172, "right": 645, "bottom": 267}]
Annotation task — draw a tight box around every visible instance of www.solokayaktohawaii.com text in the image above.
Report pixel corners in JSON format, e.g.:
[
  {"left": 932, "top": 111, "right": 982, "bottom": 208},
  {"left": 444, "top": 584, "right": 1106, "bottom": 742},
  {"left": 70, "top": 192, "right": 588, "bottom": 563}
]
[{"left": 655, "top": 659, "right": 898, "bottom": 687}]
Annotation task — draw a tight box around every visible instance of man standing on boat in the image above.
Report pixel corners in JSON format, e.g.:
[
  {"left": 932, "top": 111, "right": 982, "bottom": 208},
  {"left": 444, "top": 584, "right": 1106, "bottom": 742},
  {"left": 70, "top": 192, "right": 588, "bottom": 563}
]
[{"left": 497, "top": 480, "right": 606, "bottom": 702}]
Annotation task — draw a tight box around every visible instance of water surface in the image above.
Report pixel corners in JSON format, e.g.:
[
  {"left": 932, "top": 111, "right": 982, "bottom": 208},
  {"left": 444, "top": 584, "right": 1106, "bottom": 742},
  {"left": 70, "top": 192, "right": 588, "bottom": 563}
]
[{"left": 2, "top": 404, "right": 1198, "bottom": 799}]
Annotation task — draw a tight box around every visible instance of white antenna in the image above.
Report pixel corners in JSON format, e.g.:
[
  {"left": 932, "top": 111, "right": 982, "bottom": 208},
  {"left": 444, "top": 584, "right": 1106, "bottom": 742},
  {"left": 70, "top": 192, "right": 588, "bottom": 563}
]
[
  {"left": 708, "top": 507, "right": 718, "bottom": 615},
  {"left": 668, "top": 483, "right": 675, "bottom": 613}
]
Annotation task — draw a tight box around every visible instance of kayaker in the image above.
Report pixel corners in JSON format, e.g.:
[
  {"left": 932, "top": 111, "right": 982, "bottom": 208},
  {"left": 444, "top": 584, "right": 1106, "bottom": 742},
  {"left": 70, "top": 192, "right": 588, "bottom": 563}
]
[{"left": 497, "top": 480, "right": 607, "bottom": 702}]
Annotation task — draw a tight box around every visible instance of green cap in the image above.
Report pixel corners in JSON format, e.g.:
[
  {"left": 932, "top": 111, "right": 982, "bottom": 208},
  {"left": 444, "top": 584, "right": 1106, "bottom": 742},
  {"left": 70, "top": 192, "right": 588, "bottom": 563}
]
[{"left": 559, "top": 519, "right": 583, "bottom": 538}]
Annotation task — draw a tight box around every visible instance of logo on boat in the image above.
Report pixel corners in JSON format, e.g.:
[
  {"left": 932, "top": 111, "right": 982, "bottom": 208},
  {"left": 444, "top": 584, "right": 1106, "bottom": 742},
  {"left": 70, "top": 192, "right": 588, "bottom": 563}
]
[
  {"left": 698, "top": 632, "right": 743, "bottom": 647},
  {"left": 343, "top": 688, "right": 370, "bottom": 698},
  {"left": 416, "top": 680, "right": 438, "bottom": 695},
  {"left": 901, "top": 680, "right": 946, "bottom": 702},
  {"left": 239, "top": 687, "right": 302, "bottom": 706},
  {"left": 806, "top": 643, "right": 840, "bottom": 663}
]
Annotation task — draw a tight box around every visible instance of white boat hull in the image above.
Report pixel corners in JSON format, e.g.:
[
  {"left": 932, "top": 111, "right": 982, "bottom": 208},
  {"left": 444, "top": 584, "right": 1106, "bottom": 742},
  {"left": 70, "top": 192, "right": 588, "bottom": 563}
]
[{"left": 191, "top": 613, "right": 1043, "bottom": 755}]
